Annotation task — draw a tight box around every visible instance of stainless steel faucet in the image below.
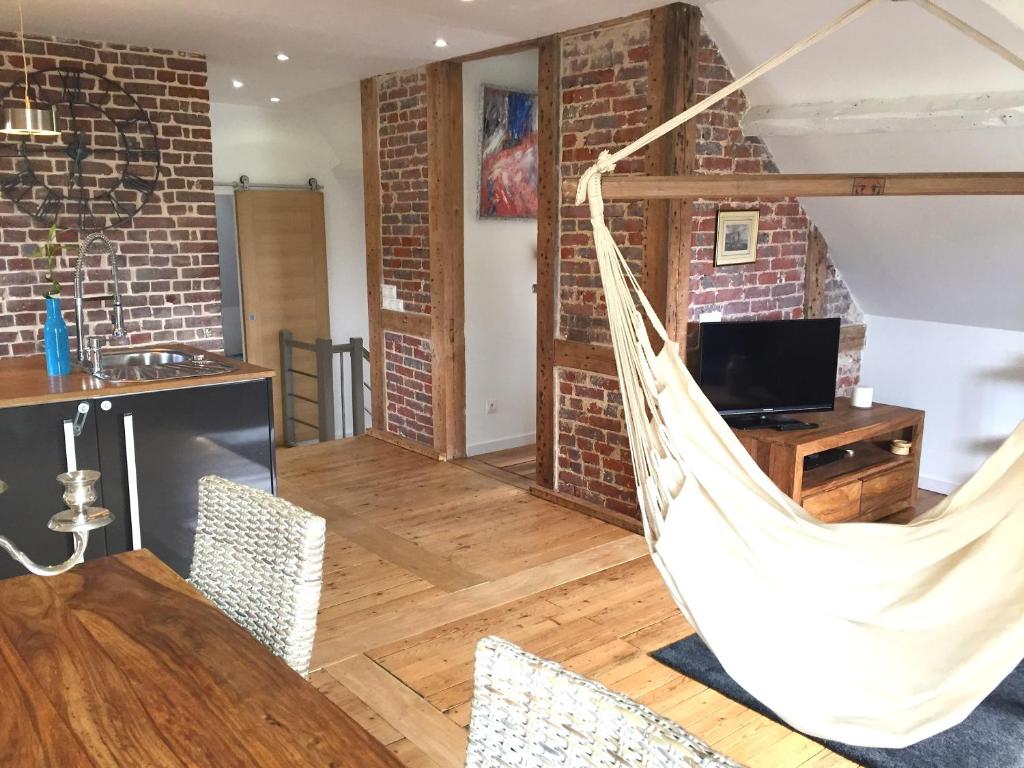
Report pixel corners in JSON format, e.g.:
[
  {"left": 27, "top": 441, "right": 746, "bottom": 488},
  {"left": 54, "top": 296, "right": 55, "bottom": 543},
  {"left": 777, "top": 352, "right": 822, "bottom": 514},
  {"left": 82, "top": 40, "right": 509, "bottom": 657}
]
[{"left": 74, "top": 233, "right": 128, "bottom": 368}]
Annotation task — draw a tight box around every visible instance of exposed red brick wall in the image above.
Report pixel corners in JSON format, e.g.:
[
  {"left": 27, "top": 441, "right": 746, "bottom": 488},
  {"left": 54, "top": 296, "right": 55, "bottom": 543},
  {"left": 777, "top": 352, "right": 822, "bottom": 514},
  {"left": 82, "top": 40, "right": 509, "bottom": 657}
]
[
  {"left": 554, "top": 17, "right": 865, "bottom": 515},
  {"left": 689, "top": 32, "right": 839, "bottom": 325},
  {"left": 558, "top": 19, "right": 650, "bottom": 345},
  {"left": 384, "top": 331, "right": 434, "bottom": 445},
  {"left": 557, "top": 367, "right": 636, "bottom": 513},
  {"left": 554, "top": 19, "right": 650, "bottom": 508},
  {"left": 373, "top": 70, "right": 435, "bottom": 446},
  {"left": 377, "top": 70, "right": 430, "bottom": 316},
  {"left": 0, "top": 32, "right": 219, "bottom": 357}
]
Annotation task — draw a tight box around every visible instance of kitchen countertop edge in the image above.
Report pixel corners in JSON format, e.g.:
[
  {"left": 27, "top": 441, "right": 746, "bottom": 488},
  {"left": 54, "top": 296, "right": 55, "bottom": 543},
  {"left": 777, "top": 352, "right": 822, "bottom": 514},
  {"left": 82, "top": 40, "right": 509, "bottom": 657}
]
[{"left": 0, "top": 344, "right": 274, "bottom": 410}]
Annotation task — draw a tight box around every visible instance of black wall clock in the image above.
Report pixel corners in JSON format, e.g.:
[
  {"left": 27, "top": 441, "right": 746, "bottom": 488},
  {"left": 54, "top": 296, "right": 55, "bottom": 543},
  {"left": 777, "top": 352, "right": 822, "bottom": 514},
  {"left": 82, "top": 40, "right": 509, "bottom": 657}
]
[{"left": 0, "top": 67, "right": 161, "bottom": 232}]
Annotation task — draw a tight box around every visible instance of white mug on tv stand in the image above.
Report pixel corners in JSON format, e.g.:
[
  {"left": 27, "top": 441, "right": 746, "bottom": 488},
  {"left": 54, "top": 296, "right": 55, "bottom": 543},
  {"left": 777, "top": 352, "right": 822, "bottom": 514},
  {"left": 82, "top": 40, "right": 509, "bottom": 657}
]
[{"left": 851, "top": 385, "right": 874, "bottom": 409}]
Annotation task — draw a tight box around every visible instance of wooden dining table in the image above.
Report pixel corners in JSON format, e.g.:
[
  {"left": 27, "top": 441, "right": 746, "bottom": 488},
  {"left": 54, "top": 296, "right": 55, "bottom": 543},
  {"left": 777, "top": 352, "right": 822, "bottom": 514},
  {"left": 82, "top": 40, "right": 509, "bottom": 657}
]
[{"left": 0, "top": 549, "right": 403, "bottom": 767}]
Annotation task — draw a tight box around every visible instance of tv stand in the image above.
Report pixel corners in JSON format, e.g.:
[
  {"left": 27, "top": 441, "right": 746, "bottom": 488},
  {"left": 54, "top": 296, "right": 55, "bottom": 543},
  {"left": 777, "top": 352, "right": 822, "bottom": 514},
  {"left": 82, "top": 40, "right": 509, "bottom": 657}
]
[
  {"left": 726, "top": 413, "right": 817, "bottom": 431},
  {"left": 733, "top": 397, "right": 925, "bottom": 524}
]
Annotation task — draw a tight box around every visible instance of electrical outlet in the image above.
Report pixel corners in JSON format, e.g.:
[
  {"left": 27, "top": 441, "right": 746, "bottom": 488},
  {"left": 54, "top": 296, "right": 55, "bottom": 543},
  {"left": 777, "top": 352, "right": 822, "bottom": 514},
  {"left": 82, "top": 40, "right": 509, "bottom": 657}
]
[{"left": 485, "top": 399, "right": 497, "bottom": 415}]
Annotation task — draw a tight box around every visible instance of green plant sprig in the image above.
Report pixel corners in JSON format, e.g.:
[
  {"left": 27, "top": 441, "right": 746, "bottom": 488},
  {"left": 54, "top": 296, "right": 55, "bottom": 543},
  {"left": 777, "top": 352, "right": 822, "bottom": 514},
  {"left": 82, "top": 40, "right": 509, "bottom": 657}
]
[{"left": 30, "top": 224, "right": 71, "bottom": 299}]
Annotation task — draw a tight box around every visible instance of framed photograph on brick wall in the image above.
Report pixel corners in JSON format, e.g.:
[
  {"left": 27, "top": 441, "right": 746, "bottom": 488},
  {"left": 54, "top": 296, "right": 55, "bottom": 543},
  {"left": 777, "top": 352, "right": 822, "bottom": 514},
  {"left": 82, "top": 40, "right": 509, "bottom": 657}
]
[{"left": 714, "top": 210, "right": 759, "bottom": 266}]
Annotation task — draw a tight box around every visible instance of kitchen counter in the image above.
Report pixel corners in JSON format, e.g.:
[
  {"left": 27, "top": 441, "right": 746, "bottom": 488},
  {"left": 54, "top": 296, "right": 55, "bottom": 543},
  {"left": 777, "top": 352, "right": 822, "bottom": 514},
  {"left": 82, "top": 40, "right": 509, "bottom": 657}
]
[{"left": 0, "top": 344, "right": 272, "bottom": 410}]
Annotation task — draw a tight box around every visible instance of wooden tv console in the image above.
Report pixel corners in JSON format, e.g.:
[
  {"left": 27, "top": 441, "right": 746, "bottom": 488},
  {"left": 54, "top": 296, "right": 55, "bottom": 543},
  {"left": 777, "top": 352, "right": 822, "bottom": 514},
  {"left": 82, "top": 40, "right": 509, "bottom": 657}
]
[{"left": 734, "top": 398, "right": 925, "bottom": 523}]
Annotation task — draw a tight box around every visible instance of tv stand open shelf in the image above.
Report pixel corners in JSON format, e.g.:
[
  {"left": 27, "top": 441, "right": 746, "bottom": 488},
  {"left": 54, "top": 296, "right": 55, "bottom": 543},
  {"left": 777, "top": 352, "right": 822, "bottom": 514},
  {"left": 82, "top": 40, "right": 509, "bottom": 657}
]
[{"left": 734, "top": 397, "right": 925, "bottom": 524}]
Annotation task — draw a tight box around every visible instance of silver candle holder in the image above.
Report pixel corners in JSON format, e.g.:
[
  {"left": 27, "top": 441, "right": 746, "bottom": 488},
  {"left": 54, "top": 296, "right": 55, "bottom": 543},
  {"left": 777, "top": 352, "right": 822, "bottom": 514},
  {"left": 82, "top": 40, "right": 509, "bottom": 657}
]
[{"left": 0, "top": 470, "right": 114, "bottom": 576}]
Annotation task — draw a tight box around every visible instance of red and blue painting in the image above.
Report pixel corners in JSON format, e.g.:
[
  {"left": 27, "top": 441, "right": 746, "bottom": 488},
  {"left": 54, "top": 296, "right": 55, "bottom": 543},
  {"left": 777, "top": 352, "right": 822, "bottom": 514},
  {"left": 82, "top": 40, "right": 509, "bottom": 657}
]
[{"left": 478, "top": 85, "right": 538, "bottom": 219}]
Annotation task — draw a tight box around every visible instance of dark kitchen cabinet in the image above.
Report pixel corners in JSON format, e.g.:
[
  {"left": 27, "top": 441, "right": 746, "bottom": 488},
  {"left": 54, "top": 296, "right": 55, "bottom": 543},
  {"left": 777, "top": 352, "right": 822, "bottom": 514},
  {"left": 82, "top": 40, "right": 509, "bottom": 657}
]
[
  {"left": 0, "top": 399, "right": 104, "bottom": 580},
  {"left": 97, "top": 380, "right": 275, "bottom": 577},
  {"left": 0, "top": 379, "right": 275, "bottom": 581}
]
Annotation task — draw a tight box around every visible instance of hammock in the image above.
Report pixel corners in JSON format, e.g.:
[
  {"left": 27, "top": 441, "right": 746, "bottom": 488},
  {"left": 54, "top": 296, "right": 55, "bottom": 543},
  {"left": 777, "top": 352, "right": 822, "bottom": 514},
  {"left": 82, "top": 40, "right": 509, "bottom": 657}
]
[{"left": 574, "top": 0, "right": 1024, "bottom": 749}]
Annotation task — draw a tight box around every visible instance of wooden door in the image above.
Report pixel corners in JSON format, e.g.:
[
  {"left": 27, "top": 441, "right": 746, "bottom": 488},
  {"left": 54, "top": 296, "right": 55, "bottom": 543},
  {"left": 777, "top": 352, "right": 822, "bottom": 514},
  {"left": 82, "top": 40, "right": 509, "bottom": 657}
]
[{"left": 235, "top": 190, "right": 330, "bottom": 444}]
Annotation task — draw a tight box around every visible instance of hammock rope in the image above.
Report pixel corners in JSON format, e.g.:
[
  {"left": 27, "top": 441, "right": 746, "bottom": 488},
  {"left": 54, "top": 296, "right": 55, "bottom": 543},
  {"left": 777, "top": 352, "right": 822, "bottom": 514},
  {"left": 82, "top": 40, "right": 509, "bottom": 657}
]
[{"left": 572, "top": 0, "right": 1024, "bottom": 748}]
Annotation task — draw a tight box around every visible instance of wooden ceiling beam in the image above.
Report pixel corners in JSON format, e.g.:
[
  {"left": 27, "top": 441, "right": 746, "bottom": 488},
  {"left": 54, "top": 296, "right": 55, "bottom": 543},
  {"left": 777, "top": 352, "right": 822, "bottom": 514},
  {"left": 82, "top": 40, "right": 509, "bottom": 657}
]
[
  {"left": 599, "top": 172, "right": 1024, "bottom": 199},
  {"left": 742, "top": 91, "right": 1024, "bottom": 137}
]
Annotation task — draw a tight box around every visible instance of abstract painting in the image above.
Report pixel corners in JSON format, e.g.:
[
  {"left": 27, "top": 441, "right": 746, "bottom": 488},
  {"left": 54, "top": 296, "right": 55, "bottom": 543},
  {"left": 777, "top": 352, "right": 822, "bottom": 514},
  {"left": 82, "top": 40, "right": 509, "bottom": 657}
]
[{"left": 479, "top": 85, "right": 538, "bottom": 219}]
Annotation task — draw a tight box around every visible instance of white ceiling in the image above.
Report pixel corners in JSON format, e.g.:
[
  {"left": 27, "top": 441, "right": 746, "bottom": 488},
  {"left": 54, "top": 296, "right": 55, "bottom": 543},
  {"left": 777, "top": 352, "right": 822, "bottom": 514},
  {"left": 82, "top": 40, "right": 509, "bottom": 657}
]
[
  {"left": 700, "top": 0, "right": 1024, "bottom": 105},
  {"left": 17, "top": 0, "right": 671, "bottom": 104}
]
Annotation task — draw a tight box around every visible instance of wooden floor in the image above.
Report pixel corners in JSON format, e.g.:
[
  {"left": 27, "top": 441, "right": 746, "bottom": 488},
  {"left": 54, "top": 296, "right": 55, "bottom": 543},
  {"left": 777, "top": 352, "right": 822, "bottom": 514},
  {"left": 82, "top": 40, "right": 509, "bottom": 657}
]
[
  {"left": 458, "top": 443, "right": 538, "bottom": 489},
  {"left": 278, "top": 436, "right": 863, "bottom": 768}
]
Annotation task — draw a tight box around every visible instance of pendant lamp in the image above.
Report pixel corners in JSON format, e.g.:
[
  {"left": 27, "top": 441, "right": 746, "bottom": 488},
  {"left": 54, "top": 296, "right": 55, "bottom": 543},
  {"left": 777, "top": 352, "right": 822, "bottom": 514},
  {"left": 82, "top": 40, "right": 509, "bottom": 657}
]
[{"left": 2, "top": 0, "right": 58, "bottom": 136}]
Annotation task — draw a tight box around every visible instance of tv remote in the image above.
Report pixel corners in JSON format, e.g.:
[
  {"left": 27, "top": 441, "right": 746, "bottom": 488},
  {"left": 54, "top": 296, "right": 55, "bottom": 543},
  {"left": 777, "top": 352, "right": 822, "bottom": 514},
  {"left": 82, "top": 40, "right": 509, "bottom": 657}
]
[{"left": 776, "top": 422, "right": 818, "bottom": 431}]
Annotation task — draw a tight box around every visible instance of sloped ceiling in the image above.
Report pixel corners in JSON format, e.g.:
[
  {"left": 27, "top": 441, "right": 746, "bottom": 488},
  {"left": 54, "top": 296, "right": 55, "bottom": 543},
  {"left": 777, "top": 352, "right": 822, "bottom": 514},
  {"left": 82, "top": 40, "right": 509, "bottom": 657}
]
[{"left": 699, "top": 0, "right": 1024, "bottom": 331}]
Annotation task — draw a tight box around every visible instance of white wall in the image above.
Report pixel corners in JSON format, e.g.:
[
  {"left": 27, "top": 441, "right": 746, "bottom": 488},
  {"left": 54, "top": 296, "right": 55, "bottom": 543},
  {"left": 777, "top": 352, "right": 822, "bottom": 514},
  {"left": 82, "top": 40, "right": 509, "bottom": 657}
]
[
  {"left": 210, "top": 85, "right": 369, "bottom": 434},
  {"left": 462, "top": 51, "right": 539, "bottom": 455},
  {"left": 860, "top": 315, "right": 1024, "bottom": 493}
]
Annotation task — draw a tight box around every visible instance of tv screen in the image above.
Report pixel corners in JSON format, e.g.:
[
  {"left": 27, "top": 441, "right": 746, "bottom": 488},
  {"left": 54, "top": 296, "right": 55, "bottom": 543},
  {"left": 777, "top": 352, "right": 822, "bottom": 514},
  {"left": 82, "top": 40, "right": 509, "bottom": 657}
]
[{"left": 696, "top": 318, "right": 841, "bottom": 417}]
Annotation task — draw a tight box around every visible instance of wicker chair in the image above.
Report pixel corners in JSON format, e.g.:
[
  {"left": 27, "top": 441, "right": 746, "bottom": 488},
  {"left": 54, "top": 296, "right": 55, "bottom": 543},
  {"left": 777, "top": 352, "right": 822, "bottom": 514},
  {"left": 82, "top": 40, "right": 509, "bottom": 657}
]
[
  {"left": 466, "top": 637, "right": 743, "bottom": 768},
  {"left": 189, "top": 475, "right": 326, "bottom": 677}
]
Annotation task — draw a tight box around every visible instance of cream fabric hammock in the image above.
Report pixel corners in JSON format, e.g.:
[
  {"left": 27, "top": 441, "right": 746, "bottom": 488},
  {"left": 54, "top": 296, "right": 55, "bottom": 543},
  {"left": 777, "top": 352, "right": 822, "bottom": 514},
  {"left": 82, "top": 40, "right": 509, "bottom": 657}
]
[{"left": 574, "top": 0, "right": 1024, "bottom": 749}]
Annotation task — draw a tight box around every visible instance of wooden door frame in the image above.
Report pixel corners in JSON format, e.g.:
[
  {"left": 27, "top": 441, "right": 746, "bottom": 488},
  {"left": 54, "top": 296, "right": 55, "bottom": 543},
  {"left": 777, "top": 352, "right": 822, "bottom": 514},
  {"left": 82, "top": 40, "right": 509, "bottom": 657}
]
[{"left": 360, "top": 6, "right": 696, "bottom": 469}]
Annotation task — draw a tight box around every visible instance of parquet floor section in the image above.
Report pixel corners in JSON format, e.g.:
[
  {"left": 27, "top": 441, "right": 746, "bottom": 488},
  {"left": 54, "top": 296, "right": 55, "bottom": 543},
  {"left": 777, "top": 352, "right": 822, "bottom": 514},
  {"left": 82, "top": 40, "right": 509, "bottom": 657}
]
[{"left": 278, "top": 436, "right": 856, "bottom": 768}]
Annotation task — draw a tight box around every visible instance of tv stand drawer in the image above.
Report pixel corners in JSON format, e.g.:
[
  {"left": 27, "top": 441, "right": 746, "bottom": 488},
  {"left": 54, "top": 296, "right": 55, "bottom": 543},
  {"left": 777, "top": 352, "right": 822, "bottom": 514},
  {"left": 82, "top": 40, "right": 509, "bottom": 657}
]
[
  {"left": 803, "top": 483, "right": 862, "bottom": 523},
  {"left": 861, "top": 464, "right": 916, "bottom": 517}
]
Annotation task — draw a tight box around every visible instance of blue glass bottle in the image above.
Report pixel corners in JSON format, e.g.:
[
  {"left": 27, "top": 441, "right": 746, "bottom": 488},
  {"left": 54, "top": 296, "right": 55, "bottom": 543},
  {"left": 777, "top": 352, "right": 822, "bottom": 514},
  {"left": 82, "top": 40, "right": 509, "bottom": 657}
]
[{"left": 43, "top": 295, "right": 72, "bottom": 376}]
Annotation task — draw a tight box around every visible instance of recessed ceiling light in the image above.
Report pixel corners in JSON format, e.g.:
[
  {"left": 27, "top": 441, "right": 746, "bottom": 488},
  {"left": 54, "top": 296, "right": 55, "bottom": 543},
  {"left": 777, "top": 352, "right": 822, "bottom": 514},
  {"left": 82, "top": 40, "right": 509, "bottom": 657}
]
[
  {"left": 232, "top": 79, "right": 244, "bottom": 89},
  {"left": 276, "top": 52, "right": 289, "bottom": 62},
  {"left": 270, "top": 97, "right": 280, "bottom": 103},
  {"left": 434, "top": 38, "right": 448, "bottom": 48}
]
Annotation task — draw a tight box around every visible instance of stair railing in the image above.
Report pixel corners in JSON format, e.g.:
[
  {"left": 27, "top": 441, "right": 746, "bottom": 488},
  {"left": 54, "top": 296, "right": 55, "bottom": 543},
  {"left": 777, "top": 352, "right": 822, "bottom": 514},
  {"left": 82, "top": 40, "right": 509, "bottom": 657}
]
[{"left": 279, "top": 330, "right": 370, "bottom": 446}]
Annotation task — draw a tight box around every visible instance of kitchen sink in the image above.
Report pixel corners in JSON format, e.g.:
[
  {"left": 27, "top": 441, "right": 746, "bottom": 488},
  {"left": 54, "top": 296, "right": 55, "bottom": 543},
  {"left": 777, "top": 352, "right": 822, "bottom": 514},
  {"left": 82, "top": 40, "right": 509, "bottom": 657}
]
[
  {"left": 101, "top": 350, "right": 194, "bottom": 367},
  {"left": 91, "top": 347, "right": 236, "bottom": 383}
]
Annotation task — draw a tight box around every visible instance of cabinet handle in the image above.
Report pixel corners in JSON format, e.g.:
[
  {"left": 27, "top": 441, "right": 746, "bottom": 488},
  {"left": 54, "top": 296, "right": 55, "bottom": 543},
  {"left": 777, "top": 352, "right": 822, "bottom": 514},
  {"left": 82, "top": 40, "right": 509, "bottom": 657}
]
[
  {"left": 123, "top": 413, "right": 142, "bottom": 551},
  {"left": 63, "top": 402, "right": 91, "bottom": 472},
  {"left": 63, "top": 419, "right": 77, "bottom": 472}
]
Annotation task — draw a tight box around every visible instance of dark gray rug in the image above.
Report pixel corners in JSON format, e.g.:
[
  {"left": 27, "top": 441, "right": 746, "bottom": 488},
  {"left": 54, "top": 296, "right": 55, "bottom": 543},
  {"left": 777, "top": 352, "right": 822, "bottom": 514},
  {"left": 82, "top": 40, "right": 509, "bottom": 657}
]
[{"left": 652, "top": 635, "right": 1024, "bottom": 768}]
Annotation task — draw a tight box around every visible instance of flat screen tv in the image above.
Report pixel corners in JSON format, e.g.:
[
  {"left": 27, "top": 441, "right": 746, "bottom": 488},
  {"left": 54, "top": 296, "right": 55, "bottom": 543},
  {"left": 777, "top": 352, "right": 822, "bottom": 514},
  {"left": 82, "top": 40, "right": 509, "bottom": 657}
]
[{"left": 695, "top": 318, "right": 841, "bottom": 429}]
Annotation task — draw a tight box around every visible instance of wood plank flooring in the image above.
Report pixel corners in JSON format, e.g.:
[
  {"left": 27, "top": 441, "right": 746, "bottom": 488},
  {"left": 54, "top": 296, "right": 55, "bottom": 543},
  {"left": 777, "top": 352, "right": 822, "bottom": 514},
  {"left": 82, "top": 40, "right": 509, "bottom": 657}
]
[
  {"left": 279, "top": 436, "right": 854, "bottom": 768},
  {"left": 459, "top": 443, "right": 537, "bottom": 489}
]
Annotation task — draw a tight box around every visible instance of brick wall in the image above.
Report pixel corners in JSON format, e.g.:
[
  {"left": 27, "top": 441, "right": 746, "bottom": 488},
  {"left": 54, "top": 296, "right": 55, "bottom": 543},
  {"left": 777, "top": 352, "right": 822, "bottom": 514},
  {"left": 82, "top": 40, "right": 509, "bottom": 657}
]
[
  {"left": 0, "top": 32, "right": 219, "bottom": 357},
  {"left": 557, "top": 367, "right": 635, "bottom": 514},
  {"left": 687, "top": 32, "right": 860, "bottom": 328},
  {"left": 554, "top": 17, "right": 865, "bottom": 515},
  {"left": 826, "top": 262, "right": 865, "bottom": 395},
  {"left": 373, "top": 69, "right": 435, "bottom": 446},
  {"left": 558, "top": 19, "right": 650, "bottom": 345},
  {"left": 384, "top": 331, "right": 434, "bottom": 444},
  {"left": 377, "top": 71, "right": 430, "bottom": 316},
  {"left": 555, "top": 19, "right": 652, "bottom": 510}
]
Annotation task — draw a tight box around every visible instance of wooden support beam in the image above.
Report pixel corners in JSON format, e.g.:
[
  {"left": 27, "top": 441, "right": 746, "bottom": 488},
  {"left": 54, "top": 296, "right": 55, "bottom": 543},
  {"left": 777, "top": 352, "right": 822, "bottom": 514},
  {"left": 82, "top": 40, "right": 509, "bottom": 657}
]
[
  {"left": 645, "top": 3, "right": 701, "bottom": 345},
  {"left": 839, "top": 323, "right": 867, "bottom": 353},
  {"left": 743, "top": 91, "right": 1024, "bottom": 137},
  {"left": 360, "top": 78, "right": 386, "bottom": 432},
  {"left": 381, "top": 309, "right": 432, "bottom": 338},
  {"left": 554, "top": 340, "right": 617, "bottom": 376},
  {"left": 529, "top": 483, "right": 643, "bottom": 535},
  {"left": 600, "top": 172, "right": 1024, "bottom": 199},
  {"left": 804, "top": 226, "right": 828, "bottom": 319},
  {"left": 426, "top": 61, "right": 466, "bottom": 461},
  {"left": 535, "top": 35, "right": 560, "bottom": 489}
]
